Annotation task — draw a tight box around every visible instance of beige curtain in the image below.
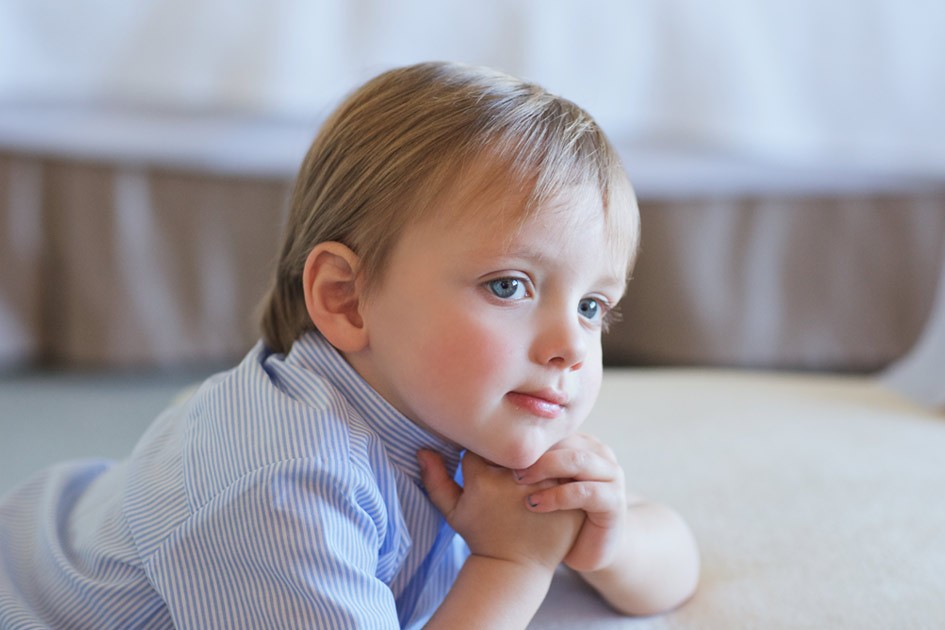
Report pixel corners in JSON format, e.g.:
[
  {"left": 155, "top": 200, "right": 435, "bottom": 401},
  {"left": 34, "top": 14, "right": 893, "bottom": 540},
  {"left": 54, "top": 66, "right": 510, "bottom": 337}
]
[
  {"left": 0, "top": 153, "right": 289, "bottom": 368},
  {"left": 2, "top": 151, "right": 944, "bottom": 371},
  {"left": 883, "top": 243, "right": 945, "bottom": 407},
  {"left": 607, "top": 198, "right": 945, "bottom": 371}
]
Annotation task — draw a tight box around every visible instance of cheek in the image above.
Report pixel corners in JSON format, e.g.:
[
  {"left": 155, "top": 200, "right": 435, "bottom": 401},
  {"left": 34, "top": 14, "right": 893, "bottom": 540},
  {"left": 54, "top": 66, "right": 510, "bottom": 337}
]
[
  {"left": 574, "top": 350, "right": 604, "bottom": 422},
  {"left": 586, "top": 355, "right": 603, "bottom": 395},
  {"left": 418, "top": 315, "right": 517, "bottom": 393}
]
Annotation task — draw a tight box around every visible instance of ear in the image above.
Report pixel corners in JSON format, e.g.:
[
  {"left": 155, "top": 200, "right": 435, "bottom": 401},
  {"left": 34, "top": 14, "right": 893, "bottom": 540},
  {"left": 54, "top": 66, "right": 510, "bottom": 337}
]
[{"left": 302, "top": 242, "right": 368, "bottom": 353}]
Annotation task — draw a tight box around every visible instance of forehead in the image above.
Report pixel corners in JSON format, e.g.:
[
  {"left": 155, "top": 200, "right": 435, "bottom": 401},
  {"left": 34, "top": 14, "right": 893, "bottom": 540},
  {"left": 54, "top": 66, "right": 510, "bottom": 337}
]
[
  {"left": 422, "top": 161, "right": 637, "bottom": 279},
  {"left": 414, "top": 183, "right": 630, "bottom": 286}
]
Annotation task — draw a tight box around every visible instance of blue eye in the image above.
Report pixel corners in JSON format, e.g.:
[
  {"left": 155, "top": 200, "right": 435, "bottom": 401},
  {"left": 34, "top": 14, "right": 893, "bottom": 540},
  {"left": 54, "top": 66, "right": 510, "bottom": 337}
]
[
  {"left": 578, "top": 298, "right": 602, "bottom": 321},
  {"left": 488, "top": 278, "right": 526, "bottom": 300}
]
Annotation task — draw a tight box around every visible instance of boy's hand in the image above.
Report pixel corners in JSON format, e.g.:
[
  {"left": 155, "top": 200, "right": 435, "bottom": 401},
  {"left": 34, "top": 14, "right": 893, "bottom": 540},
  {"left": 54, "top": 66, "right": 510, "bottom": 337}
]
[
  {"left": 512, "top": 433, "right": 628, "bottom": 573},
  {"left": 418, "top": 450, "right": 584, "bottom": 572}
]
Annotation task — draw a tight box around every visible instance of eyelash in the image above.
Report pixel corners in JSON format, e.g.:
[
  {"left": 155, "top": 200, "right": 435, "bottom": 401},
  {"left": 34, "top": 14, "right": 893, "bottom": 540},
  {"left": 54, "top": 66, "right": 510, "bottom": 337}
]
[
  {"left": 600, "top": 303, "right": 622, "bottom": 333},
  {"left": 483, "top": 277, "right": 620, "bottom": 330}
]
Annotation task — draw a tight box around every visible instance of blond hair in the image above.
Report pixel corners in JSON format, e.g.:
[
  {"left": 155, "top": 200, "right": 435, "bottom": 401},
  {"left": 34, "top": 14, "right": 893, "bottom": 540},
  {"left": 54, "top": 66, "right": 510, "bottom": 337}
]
[{"left": 260, "top": 61, "right": 639, "bottom": 353}]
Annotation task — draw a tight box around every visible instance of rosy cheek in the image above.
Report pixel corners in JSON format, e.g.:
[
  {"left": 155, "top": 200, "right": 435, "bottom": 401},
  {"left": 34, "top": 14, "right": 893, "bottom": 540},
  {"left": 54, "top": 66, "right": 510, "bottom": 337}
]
[
  {"left": 428, "top": 320, "right": 513, "bottom": 384},
  {"left": 574, "top": 355, "right": 604, "bottom": 422},
  {"left": 587, "top": 365, "right": 603, "bottom": 398}
]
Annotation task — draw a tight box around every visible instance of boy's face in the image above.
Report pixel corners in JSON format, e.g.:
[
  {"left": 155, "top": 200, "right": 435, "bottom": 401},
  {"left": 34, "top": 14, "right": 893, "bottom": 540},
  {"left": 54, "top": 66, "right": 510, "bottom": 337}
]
[{"left": 348, "top": 184, "right": 630, "bottom": 470}]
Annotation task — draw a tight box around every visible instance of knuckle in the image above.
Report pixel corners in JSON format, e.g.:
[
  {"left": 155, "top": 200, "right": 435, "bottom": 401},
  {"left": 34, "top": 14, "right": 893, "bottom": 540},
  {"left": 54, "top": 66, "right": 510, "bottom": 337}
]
[
  {"left": 603, "top": 491, "right": 621, "bottom": 512},
  {"left": 566, "top": 449, "right": 587, "bottom": 472},
  {"left": 573, "top": 483, "right": 593, "bottom": 501}
]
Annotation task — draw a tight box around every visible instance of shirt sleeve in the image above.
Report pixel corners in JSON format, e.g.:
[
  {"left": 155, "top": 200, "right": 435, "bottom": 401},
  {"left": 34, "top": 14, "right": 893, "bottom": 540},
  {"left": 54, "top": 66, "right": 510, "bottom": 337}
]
[{"left": 143, "top": 458, "right": 403, "bottom": 629}]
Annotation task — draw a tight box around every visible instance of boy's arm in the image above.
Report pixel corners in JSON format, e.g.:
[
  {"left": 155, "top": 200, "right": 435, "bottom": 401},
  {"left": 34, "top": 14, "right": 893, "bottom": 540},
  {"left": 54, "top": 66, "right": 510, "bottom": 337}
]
[
  {"left": 426, "top": 556, "right": 556, "bottom": 628},
  {"left": 418, "top": 450, "right": 583, "bottom": 628},
  {"left": 576, "top": 498, "right": 700, "bottom": 616}
]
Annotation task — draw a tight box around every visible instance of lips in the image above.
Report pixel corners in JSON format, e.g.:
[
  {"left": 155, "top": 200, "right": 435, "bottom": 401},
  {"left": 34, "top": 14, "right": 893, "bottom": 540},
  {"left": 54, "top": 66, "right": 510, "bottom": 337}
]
[{"left": 505, "top": 388, "right": 569, "bottom": 419}]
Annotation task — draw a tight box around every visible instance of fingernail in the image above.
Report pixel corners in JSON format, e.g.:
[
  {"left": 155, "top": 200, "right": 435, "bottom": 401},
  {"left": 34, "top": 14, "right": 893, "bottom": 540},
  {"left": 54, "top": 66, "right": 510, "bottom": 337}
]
[
  {"left": 512, "top": 469, "right": 524, "bottom": 482},
  {"left": 527, "top": 495, "right": 540, "bottom": 508}
]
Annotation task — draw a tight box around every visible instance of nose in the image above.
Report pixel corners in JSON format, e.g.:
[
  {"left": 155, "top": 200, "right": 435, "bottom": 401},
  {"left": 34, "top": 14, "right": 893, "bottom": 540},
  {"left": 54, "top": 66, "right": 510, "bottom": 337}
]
[{"left": 530, "top": 310, "right": 588, "bottom": 370}]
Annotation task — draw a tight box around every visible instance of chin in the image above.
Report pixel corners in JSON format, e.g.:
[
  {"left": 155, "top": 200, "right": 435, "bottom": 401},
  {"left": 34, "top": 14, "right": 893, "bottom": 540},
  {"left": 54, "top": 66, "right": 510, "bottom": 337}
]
[{"left": 494, "top": 443, "right": 548, "bottom": 470}]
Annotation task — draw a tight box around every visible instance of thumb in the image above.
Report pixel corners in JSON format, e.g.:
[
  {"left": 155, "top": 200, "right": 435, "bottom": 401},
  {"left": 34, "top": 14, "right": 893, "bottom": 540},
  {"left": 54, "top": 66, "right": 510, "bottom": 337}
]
[{"left": 418, "top": 450, "right": 462, "bottom": 518}]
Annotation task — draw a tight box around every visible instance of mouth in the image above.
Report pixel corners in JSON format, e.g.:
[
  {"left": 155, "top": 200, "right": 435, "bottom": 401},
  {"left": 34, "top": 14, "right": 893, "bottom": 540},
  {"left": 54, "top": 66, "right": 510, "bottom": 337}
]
[{"left": 505, "top": 389, "right": 569, "bottom": 419}]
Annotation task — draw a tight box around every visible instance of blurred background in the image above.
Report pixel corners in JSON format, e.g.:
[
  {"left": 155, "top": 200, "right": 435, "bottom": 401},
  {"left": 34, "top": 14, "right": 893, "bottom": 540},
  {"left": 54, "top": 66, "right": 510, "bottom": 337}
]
[
  {"left": 3, "top": 5, "right": 944, "bottom": 620},
  {"left": 2, "top": 0, "right": 945, "bottom": 379}
]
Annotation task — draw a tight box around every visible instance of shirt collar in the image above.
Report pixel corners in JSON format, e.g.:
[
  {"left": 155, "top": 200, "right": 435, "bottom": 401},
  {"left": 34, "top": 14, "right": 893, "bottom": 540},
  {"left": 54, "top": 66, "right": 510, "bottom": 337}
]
[{"left": 285, "top": 331, "right": 462, "bottom": 482}]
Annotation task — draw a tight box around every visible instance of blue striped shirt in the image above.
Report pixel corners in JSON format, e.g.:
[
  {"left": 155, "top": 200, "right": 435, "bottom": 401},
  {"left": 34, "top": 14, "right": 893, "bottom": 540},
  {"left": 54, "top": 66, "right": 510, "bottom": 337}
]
[{"left": 0, "top": 332, "right": 467, "bottom": 628}]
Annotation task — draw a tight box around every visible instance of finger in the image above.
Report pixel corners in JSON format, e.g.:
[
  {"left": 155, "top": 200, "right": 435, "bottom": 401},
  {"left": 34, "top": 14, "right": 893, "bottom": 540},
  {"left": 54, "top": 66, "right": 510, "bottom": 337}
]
[
  {"left": 462, "top": 451, "right": 554, "bottom": 493},
  {"left": 515, "top": 447, "right": 622, "bottom": 485},
  {"left": 418, "top": 450, "right": 462, "bottom": 517},
  {"left": 525, "top": 481, "right": 624, "bottom": 520},
  {"left": 550, "top": 433, "right": 616, "bottom": 460},
  {"left": 460, "top": 451, "right": 493, "bottom": 474},
  {"left": 564, "top": 523, "right": 622, "bottom": 573}
]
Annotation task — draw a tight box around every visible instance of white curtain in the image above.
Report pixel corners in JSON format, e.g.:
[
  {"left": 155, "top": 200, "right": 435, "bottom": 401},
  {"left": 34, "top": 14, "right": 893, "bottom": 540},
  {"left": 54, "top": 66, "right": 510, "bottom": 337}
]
[{"left": 2, "top": 0, "right": 944, "bottom": 176}]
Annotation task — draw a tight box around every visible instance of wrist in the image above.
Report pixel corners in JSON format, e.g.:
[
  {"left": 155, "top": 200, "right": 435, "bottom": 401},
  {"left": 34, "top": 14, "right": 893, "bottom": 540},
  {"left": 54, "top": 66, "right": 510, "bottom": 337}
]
[
  {"left": 468, "top": 552, "right": 559, "bottom": 583},
  {"left": 427, "top": 554, "right": 556, "bottom": 628},
  {"left": 464, "top": 555, "right": 557, "bottom": 618}
]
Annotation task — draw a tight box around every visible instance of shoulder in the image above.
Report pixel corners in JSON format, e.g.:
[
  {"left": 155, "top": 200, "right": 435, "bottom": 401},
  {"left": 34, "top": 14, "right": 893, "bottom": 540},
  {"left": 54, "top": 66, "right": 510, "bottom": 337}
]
[
  {"left": 182, "top": 345, "right": 387, "bottom": 506},
  {"left": 125, "top": 343, "right": 398, "bottom": 555},
  {"left": 143, "top": 456, "right": 406, "bottom": 627}
]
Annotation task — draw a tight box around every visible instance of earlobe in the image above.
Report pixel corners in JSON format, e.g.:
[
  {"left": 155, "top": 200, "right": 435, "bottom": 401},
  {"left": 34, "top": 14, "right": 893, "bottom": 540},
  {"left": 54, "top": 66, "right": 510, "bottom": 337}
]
[{"left": 302, "top": 242, "right": 368, "bottom": 352}]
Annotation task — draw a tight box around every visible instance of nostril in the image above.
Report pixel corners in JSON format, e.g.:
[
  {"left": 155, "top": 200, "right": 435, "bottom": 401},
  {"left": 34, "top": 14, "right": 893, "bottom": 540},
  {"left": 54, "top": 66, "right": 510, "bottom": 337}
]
[{"left": 531, "top": 319, "right": 589, "bottom": 368}]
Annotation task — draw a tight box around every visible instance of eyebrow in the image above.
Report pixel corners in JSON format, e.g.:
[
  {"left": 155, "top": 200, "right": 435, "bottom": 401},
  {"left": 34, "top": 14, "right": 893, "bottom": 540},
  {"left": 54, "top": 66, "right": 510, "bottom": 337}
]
[
  {"left": 472, "top": 245, "right": 627, "bottom": 293},
  {"left": 500, "top": 246, "right": 550, "bottom": 263},
  {"left": 465, "top": 244, "right": 548, "bottom": 266}
]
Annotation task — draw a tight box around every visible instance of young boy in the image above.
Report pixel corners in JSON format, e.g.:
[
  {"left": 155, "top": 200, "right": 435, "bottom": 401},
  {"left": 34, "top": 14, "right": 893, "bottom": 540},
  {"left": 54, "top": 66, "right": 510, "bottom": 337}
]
[{"left": 0, "top": 62, "right": 699, "bottom": 628}]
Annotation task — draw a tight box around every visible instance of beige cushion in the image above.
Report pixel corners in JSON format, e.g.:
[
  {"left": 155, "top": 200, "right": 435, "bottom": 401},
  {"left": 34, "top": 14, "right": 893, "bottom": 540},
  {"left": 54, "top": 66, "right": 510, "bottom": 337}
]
[
  {"left": 533, "top": 370, "right": 945, "bottom": 628},
  {"left": 2, "top": 369, "right": 941, "bottom": 626}
]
